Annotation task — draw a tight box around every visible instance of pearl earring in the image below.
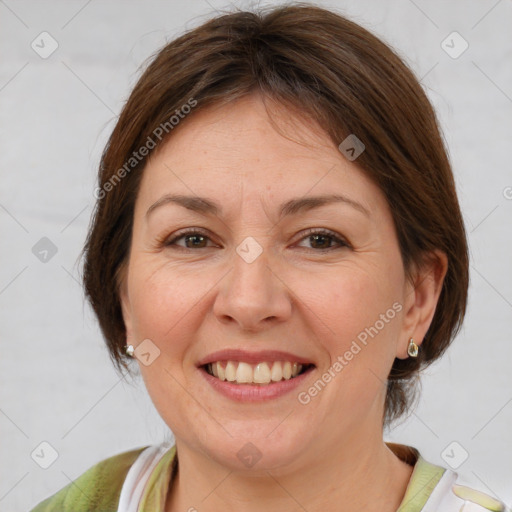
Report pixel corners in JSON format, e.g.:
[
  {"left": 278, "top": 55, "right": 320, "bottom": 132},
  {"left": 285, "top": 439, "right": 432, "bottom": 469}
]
[{"left": 407, "top": 337, "right": 419, "bottom": 358}]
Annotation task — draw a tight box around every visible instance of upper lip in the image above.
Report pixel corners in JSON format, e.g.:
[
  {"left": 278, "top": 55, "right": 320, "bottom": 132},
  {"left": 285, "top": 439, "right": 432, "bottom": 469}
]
[{"left": 197, "top": 349, "right": 315, "bottom": 367}]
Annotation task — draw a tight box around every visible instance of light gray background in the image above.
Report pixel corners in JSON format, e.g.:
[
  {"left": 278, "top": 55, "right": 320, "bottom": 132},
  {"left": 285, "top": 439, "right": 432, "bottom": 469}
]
[{"left": 1, "top": 0, "right": 511, "bottom": 510}]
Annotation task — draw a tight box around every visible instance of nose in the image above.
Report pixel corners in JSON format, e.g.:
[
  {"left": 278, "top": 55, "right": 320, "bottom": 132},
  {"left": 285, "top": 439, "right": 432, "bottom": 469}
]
[{"left": 212, "top": 241, "right": 293, "bottom": 332}]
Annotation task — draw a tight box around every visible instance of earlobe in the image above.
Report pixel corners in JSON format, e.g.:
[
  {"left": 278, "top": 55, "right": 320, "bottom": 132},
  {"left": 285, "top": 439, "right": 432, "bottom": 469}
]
[{"left": 397, "top": 250, "right": 448, "bottom": 359}]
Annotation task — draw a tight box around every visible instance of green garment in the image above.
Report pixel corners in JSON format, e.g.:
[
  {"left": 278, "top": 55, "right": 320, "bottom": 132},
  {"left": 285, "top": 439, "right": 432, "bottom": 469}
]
[
  {"left": 30, "top": 443, "right": 506, "bottom": 511},
  {"left": 30, "top": 446, "right": 145, "bottom": 511}
]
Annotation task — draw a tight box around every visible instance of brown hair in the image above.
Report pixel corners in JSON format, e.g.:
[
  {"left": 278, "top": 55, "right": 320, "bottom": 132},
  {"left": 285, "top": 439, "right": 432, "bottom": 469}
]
[{"left": 82, "top": 3, "right": 469, "bottom": 428}]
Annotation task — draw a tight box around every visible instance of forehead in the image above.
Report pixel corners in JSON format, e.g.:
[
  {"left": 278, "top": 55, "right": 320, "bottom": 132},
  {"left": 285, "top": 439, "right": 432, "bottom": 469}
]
[{"left": 137, "top": 94, "right": 386, "bottom": 218}]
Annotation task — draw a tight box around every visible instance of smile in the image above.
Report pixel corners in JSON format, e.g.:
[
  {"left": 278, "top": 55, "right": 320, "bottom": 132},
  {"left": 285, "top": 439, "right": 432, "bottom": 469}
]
[{"left": 204, "top": 361, "right": 311, "bottom": 385}]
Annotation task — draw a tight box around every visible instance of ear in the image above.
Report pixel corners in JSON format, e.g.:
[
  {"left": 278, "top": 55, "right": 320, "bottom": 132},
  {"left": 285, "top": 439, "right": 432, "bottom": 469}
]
[
  {"left": 396, "top": 250, "right": 448, "bottom": 359},
  {"left": 118, "top": 266, "right": 134, "bottom": 341}
]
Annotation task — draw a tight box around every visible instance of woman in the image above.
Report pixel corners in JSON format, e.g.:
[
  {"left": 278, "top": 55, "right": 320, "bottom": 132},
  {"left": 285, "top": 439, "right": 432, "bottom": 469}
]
[{"left": 31, "top": 4, "right": 509, "bottom": 512}]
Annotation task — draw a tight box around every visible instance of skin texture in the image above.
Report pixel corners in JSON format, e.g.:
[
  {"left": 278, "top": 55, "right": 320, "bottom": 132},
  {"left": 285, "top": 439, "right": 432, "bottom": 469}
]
[{"left": 120, "top": 93, "right": 448, "bottom": 512}]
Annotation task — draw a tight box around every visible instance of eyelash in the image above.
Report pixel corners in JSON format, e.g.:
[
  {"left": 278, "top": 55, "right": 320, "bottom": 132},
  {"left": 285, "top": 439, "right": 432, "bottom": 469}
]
[{"left": 162, "top": 227, "right": 350, "bottom": 252}]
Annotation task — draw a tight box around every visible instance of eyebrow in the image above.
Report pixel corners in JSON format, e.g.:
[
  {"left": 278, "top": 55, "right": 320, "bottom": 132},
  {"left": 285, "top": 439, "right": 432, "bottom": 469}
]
[{"left": 145, "top": 193, "right": 371, "bottom": 219}]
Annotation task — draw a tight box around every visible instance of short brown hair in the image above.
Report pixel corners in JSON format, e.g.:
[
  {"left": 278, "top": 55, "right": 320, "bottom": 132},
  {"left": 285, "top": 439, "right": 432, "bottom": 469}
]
[{"left": 82, "top": 3, "right": 469, "bottom": 428}]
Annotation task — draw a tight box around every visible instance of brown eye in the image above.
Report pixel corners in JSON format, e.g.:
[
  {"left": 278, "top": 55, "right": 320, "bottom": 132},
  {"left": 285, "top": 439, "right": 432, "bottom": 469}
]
[
  {"left": 180, "top": 234, "right": 208, "bottom": 248},
  {"left": 164, "top": 229, "right": 214, "bottom": 249},
  {"left": 296, "top": 229, "right": 349, "bottom": 251},
  {"left": 308, "top": 234, "right": 333, "bottom": 249}
]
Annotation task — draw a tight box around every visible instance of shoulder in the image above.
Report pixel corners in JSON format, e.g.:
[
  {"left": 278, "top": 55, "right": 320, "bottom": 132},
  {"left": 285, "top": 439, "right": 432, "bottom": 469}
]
[{"left": 30, "top": 446, "right": 148, "bottom": 512}]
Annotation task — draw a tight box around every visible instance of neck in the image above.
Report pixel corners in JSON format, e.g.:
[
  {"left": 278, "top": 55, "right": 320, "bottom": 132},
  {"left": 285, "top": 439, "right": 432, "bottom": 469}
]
[{"left": 165, "top": 425, "right": 414, "bottom": 512}]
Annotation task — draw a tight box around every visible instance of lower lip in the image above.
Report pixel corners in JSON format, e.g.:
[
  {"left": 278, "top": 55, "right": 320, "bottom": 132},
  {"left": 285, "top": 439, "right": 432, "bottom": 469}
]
[{"left": 199, "top": 366, "right": 315, "bottom": 402}]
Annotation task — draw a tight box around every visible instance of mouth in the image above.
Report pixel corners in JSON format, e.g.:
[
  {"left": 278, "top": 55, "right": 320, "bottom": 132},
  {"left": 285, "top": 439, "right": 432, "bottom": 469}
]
[{"left": 202, "top": 360, "right": 314, "bottom": 385}]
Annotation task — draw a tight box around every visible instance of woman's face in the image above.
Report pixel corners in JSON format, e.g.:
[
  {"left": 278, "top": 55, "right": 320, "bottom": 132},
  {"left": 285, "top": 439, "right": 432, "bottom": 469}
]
[{"left": 121, "top": 94, "right": 425, "bottom": 472}]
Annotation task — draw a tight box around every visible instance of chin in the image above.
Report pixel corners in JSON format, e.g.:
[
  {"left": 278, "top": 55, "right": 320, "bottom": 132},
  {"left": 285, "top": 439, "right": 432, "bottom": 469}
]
[{"left": 195, "top": 420, "right": 313, "bottom": 473}]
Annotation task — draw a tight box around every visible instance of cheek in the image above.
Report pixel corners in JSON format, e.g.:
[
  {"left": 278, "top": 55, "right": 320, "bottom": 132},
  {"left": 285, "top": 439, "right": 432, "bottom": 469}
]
[
  {"left": 296, "top": 262, "right": 403, "bottom": 414},
  {"left": 127, "top": 260, "right": 208, "bottom": 344},
  {"left": 302, "top": 266, "right": 401, "bottom": 348}
]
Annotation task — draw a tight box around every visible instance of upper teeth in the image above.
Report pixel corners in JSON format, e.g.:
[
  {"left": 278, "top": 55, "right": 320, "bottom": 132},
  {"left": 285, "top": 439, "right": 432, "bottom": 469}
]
[{"left": 207, "top": 361, "right": 303, "bottom": 384}]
